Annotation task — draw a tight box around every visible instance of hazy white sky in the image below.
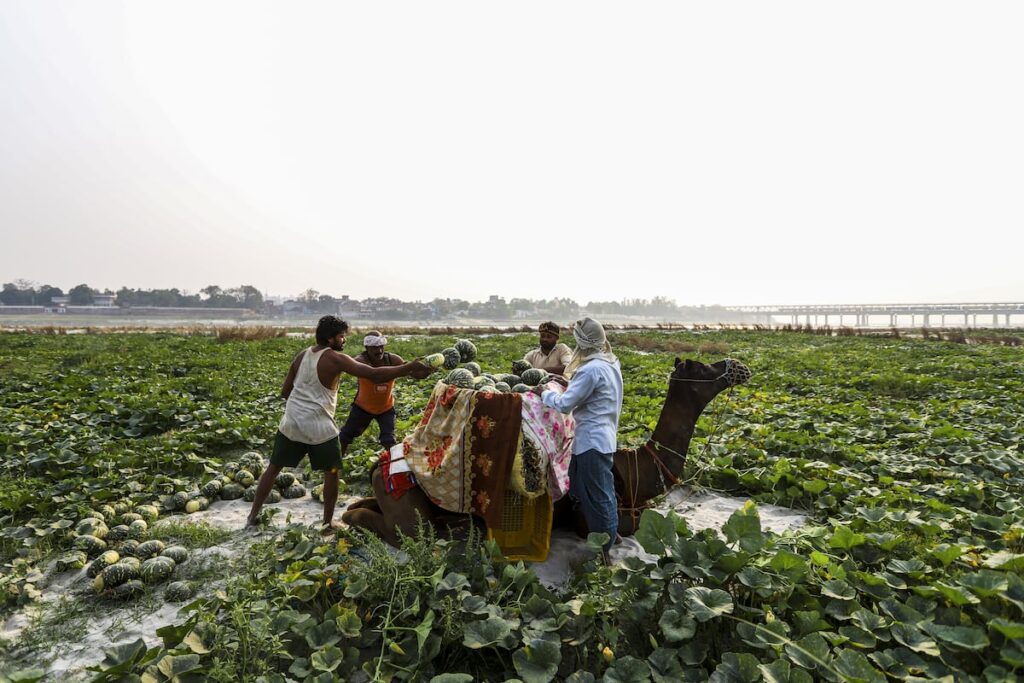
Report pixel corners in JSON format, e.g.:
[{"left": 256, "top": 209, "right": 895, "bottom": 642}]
[{"left": 1, "top": 1, "right": 1022, "bottom": 306}]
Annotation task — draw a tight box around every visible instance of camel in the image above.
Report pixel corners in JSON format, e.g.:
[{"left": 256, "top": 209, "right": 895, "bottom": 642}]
[{"left": 341, "top": 357, "right": 751, "bottom": 547}]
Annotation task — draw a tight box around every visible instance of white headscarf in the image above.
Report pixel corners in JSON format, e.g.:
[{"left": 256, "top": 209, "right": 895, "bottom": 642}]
[
  {"left": 565, "top": 317, "right": 618, "bottom": 378},
  {"left": 363, "top": 333, "right": 387, "bottom": 347}
]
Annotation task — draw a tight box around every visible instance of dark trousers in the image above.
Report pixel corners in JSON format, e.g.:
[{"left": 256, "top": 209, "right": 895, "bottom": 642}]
[
  {"left": 569, "top": 448, "right": 618, "bottom": 552},
  {"left": 338, "top": 404, "right": 397, "bottom": 448}
]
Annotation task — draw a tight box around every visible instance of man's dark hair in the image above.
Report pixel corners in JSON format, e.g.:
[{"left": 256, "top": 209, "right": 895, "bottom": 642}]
[{"left": 315, "top": 316, "right": 349, "bottom": 345}]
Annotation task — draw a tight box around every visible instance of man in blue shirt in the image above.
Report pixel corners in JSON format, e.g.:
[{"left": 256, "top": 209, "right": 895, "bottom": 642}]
[{"left": 532, "top": 317, "right": 623, "bottom": 558}]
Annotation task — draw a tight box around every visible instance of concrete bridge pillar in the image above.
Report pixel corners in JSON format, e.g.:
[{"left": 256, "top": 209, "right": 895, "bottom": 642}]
[{"left": 923, "top": 314, "right": 930, "bottom": 327}]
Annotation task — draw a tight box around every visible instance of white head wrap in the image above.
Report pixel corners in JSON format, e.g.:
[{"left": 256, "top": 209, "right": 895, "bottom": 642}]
[
  {"left": 565, "top": 317, "right": 618, "bottom": 377},
  {"left": 363, "top": 333, "right": 387, "bottom": 347}
]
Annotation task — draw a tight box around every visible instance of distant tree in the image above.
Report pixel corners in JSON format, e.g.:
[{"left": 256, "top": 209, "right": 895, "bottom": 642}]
[
  {"left": 1, "top": 283, "right": 29, "bottom": 305},
  {"left": 68, "top": 283, "right": 95, "bottom": 305},
  {"left": 301, "top": 288, "right": 320, "bottom": 304},
  {"left": 37, "top": 284, "right": 63, "bottom": 305}
]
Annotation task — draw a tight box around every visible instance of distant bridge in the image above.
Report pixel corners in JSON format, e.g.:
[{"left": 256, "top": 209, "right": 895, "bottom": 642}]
[{"left": 725, "top": 302, "right": 1024, "bottom": 327}]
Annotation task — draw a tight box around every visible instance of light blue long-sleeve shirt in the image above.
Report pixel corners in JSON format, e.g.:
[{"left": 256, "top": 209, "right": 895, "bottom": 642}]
[{"left": 541, "top": 359, "right": 623, "bottom": 455}]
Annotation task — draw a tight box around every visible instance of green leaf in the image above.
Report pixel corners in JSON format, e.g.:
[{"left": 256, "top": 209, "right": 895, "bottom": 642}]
[
  {"left": 785, "top": 632, "right": 831, "bottom": 670},
  {"left": 305, "top": 620, "right": 341, "bottom": 649},
  {"left": 684, "top": 587, "right": 734, "bottom": 622},
  {"left": 833, "top": 649, "right": 885, "bottom": 683},
  {"left": 722, "top": 501, "right": 766, "bottom": 553},
  {"left": 710, "top": 652, "right": 761, "bottom": 683},
  {"left": 336, "top": 607, "right": 362, "bottom": 638},
  {"left": 984, "top": 551, "right": 1024, "bottom": 571},
  {"left": 930, "top": 544, "right": 962, "bottom": 566},
  {"left": 565, "top": 672, "right": 596, "bottom": 683},
  {"left": 658, "top": 607, "right": 697, "bottom": 642},
  {"left": 430, "top": 676, "right": 474, "bottom": 683},
  {"left": 463, "top": 616, "right": 513, "bottom": 649},
  {"left": 413, "top": 610, "right": 435, "bottom": 654},
  {"left": 0, "top": 669, "right": 46, "bottom": 683},
  {"left": 648, "top": 648, "right": 685, "bottom": 683},
  {"left": 512, "top": 637, "right": 561, "bottom": 683},
  {"left": 989, "top": 619, "right": 1024, "bottom": 639},
  {"left": 760, "top": 659, "right": 813, "bottom": 683},
  {"left": 829, "top": 525, "right": 866, "bottom": 550},
  {"left": 603, "top": 656, "right": 652, "bottom": 683},
  {"left": 156, "top": 654, "right": 202, "bottom": 679},
  {"left": 311, "top": 645, "right": 344, "bottom": 672},
  {"left": 636, "top": 509, "right": 677, "bottom": 555},
  {"left": 959, "top": 570, "right": 1009, "bottom": 597},
  {"left": 768, "top": 550, "right": 807, "bottom": 582},
  {"left": 922, "top": 623, "right": 990, "bottom": 651},
  {"left": 890, "top": 624, "right": 940, "bottom": 656},
  {"left": 821, "top": 579, "right": 856, "bottom": 600},
  {"left": 181, "top": 630, "right": 211, "bottom": 655}
]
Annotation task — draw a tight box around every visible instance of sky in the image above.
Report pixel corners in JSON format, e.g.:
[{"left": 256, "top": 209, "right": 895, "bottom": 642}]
[{"left": 1, "top": 1, "right": 1022, "bottom": 307}]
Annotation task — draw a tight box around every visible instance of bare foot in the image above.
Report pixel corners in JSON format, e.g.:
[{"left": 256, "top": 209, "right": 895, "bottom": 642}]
[{"left": 320, "top": 520, "right": 344, "bottom": 536}]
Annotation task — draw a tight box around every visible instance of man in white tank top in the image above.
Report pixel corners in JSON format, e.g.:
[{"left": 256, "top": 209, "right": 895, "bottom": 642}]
[{"left": 246, "top": 316, "right": 433, "bottom": 531}]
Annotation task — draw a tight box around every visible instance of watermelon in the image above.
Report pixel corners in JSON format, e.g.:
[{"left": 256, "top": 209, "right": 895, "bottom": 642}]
[
  {"left": 275, "top": 472, "right": 296, "bottom": 489},
  {"left": 243, "top": 486, "right": 257, "bottom": 502},
  {"left": 311, "top": 484, "right": 324, "bottom": 502},
  {"left": 454, "top": 339, "right": 477, "bottom": 363},
  {"left": 121, "top": 512, "right": 144, "bottom": 524},
  {"left": 184, "top": 496, "right": 210, "bottom": 514},
  {"left": 462, "top": 362, "right": 481, "bottom": 377},
  {"left": 108, "top": 579, "right": 145, "bottom": 600},
  {"left": 493, "top": 382, "right": 511, "bottom": 393},
  {"left": 240, "top": 452, "right": 266, "bottom": 476},
  {"left": 98, "top": 505, "right": 117, "bottom": 521},
  {"left": 141, "top": 556, "right": 176, "bottom": 584},
  {"left": 282, "top": 483, "right": 306, "bottom": 499},
  {"left": 134, "top": 540, "right": 166, "bottom": 560},
  {"left": 128, "top": 519, "right": 148, "bottom": 539},
  {"left": 112, "top": 502, "right": 130, "bottom": 516},
  {"left": 120, "top": 539, "right": 141, "bottom": 557},
  {"left": 472, "top": 375, "right": 495, "bottom": 388},
  {"left": 520, "top": 368, "right": 548, "bottom": 386},
  {"left": 235, "top": 470, "right": 255, "bottom": 487},
  {"left": 222, "top": 461, "right": 240, "bottom": 477},
  {"left": 74, "top": 534, "right": 107, "bottom": 556},
  {"left": 161, "top": 546, "right": 189, "bottom": 564},
  {"left": 87, "top": 551, "right": 121, "bottom": 579},
  {"left": 55, "top": 551, "right": 88, "bottom": 572},
  {"left": 95, "top": 562, "right": 139, "bottom": 592},
  {"left": 119, "top": 556, "right": 142, "bottom": 571},
  {"left": 445, "top": 368, "right": 475, "bottom": 388},
  {"left": 511, "top": 384, "right": 530, "bottom": 393},
  {"left": 200, "top": 480, "right": 222, "bottom": 500},
  {"left": 511, "top": 359, "right": 532, "bottom": 375},
  {"left": 136, "top": 505, "right": 159, "bottom": 523},
  {"left": 220, "top": 483, "right": 245, "bottom": 500},
  {"left": 441, "top": 348, "right": 461, "bottom": 370},
  {"left": 106, "top": 525, "right": 131, "bottom": 542},
  {"left": 165, "top": 581, "right": 196, "bottom": 602},
  {"left": 266, "top": 488, "right": 282, "bottom": 504},
  {"left": 423, "top": 353, "right": 446, "bottom": 369},
  {"left": 164, "top": 493, "right": 189, "bottom": 512},
  {"left": 76, "top": 518, "right": 108, "bottom": 539}
]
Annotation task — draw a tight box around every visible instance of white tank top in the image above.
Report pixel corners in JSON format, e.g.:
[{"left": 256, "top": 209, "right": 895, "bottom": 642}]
[{"left": 278, "top": 347, "right": 340, "bottom": 445}]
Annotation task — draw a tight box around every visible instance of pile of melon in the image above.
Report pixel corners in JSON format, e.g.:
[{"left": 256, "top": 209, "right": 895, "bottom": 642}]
[
  {"left": 162, "top": 451, "right": 309, "bottom": 511},
  {"left": 424, "top": 339, "right": 550, "bottom": 393},
  {"left": 58, "top": 503, "right": 194, "bottom": 602}
]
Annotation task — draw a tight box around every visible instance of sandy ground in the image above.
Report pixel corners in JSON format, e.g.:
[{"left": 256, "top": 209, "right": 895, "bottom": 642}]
[{"left": 3, "top": 489, "right": 807, "bottom": 679}]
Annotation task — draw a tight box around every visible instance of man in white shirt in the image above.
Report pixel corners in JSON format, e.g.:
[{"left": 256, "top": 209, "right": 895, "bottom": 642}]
[
  {"left": 521, "top": 321, "right": 572, "bottom": 375},
  {"left": 531, "top": 318, "right": 623, "bottom": 557}
]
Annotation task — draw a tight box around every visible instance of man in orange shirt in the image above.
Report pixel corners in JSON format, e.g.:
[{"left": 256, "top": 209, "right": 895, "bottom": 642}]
[{"left": 338, "top": 331, "right": 405, "bottom": 459}]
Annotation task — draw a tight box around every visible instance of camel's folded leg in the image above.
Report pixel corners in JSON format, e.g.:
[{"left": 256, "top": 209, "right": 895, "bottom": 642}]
[{"left": 344, "top": 496, "right": 382, "bottom": 514}]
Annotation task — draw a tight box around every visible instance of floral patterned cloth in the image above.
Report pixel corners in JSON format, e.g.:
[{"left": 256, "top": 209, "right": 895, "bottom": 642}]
[
  {"left": 520, "top": 382, "right": 575, "bottom": 501},
  {"left": 400, "top": 381, "right": 522, "bottom": 527}
]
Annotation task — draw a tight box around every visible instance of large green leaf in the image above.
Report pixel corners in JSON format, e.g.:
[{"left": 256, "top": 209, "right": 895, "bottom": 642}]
[
  {"left": 636, "top": 509, "right": 677, "bottom": 555},
  {"left": 684, "top": 587, "right": 734, "bottom": 622},
  {"left": 512, "top": 638, "right": 561, "bottom": 683},
  {"left": 463, "top": 616, "right": 513, "bottom": 649},
  {"left": 785, "top": 632, "right": 831, "bottom": 670},
  {"left": 721, "top": 501, "right": 766, "bottom": 553},
  {"left": 833, "top": 650, "right": 885, "bottom": 683},
  {"left": 603, "top": 656, "right": 652, "bottom": 683},
  {"left": 829, "top": 525, "right": 866, "bottom": 550},
  {"left": 311, "top": 646, "right": 344, "bottom": 673},
  {"left": 890, "top": 624, "right": 940, "bottom": 656},
  {"left": 709, "top": 652, "right": 761, "bottom": 683},
  {"left": 922, "top": 623, "right": 990, "bottom": 651},
  {"left": 658, "top": 607, "right": 697, "bottom": 642},
  {"left": 760, "top": 659, "right": 813, "bottom": 683}
]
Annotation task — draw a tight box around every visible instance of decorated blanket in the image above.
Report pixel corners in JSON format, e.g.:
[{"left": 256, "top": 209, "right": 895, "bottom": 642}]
[{"left": 389, "top": 381, "right": 576, "bottom": 524}]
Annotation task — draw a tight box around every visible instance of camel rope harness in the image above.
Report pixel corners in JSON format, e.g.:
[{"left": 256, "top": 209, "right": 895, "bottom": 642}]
[{"left": 616, "top": 360, "right": 747, "bottom": 528}]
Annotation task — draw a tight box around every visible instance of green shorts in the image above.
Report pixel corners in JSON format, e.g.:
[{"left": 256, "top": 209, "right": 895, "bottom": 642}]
[{"left": 270, "top": 431, "right": 341, "bottom": 471}]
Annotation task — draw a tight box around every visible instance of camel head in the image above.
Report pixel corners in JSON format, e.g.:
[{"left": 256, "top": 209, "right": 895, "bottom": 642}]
[{"left": 671, "top": 357, "right": 752, "bottom": 394}]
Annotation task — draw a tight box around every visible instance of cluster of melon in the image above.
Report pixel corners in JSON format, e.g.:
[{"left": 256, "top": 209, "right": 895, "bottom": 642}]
[
  {"left": 163, "top": 451, "right": 308, "bottom": 512},
  {"left": 425, "top": 340, "right": 550, "bottom": 393},
  {"left": 57, "top": 504, "right": 194, "bottom": 601}
]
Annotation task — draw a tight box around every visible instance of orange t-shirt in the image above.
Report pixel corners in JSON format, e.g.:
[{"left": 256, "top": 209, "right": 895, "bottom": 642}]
[{"left": 354, "top": 353, "right": 396, "bottom": 414}]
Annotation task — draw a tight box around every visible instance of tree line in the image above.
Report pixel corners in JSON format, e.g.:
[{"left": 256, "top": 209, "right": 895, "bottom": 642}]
[{"left": 0, "top": 280, "right": 264, "bottom": 309}]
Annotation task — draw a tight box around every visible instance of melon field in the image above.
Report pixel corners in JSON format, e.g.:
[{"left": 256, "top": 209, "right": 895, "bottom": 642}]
[{"left": 1, "top": 329, "right": 1023, "bottom": 682}]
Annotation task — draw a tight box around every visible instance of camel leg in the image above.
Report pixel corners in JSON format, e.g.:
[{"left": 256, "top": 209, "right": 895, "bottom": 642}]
[
  {"left": 341, "top": 466, "right": 436, "bottom": 548},
  {"left": 344, "top": 497, "right": 382, "bottom": 513}
]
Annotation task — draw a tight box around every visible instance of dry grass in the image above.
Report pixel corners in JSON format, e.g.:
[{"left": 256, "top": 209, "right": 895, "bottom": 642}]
[{"left": 214, "top": 326, "right": 288, "bottom": 342}]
